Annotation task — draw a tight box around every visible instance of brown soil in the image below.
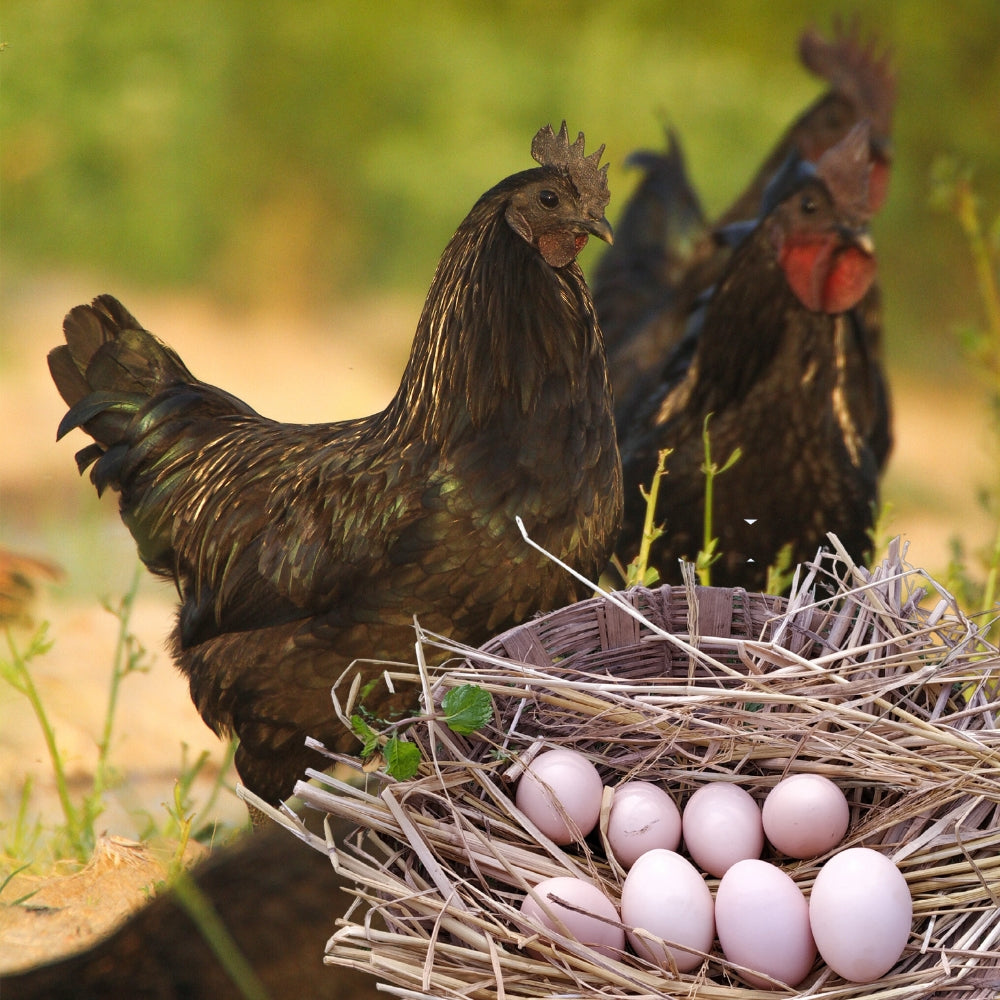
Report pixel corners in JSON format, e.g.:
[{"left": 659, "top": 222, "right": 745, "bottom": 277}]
[{"left": 0, "top": 835, "right": 206, "bottom": 976}]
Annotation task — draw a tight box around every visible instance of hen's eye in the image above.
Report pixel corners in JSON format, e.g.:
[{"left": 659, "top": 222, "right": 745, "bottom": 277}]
[
  {"left": 539, "top": 189, "right": 560, "bottom": 209},
  {"left": 800, "top": 195, "right": 818, "bottom": 214}
]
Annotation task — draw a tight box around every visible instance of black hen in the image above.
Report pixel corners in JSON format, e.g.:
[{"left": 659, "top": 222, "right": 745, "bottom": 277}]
[
  {"left": 593, "top": 20, "right": 896, "bottom": 418},
  {"left": 616, "top": 124, "right": 882, "bottom": 589},
  {"left": 49, "top": 123, "right": 622, "bottom": 806}
]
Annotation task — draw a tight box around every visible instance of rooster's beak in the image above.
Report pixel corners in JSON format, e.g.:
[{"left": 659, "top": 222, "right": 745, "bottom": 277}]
[
  {"left": 844, "top": 228, "right": 875, "bottom": 257},
  {"left": 584, "top": 216, "right": 614, "bottom": 246}
]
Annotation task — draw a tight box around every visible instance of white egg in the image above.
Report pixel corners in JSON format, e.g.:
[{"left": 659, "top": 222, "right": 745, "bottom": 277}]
[
  {"left": 682, "top": 782, "right": 764, "bottom": 877},
  {"left": 607, "top": 781, "right": 682, "bottom": 869},
  {"left": 620, "top": 849, "right": 715, "bottom": 973},
  {"left": 515, "top": 748, "right": 603, "bottom": 845},
  {"left": 715, "top": 859, "right": 817, "bottom": 989},
  {"left": 809, "top": 847, "right": 912, "bottom": 982},
  {"left": 519, "top": 876, "right": 624, "bottom": 959},
  {"left": 762, "top": 774, "right": 850, "bottom": 859}
]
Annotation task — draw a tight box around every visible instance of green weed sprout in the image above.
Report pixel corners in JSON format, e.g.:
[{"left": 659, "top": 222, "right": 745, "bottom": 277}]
[
  {"left": 696, "top": 413, "right": 742, "bottom": 586},
  {"left": 1, "top": 567, "right": 149, "bottom": 862},
  {"left": 612, "top": 447, "right": 672, "bottom": 589},
  {"left": 1, "top": 564, "right": 237, "bottom": 868}
]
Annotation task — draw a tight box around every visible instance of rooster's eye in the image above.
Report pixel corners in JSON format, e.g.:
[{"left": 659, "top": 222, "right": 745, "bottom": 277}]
[
  {"left": 539, "top": 189, "right": 560, "bottom": 209},
  {"left": 800, "top": 195, "right": 818, "bottom": 215}
]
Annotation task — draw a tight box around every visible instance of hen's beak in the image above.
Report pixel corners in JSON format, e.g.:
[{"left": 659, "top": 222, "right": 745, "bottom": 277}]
[{"left": 584, "top": 216, "right": 614, "bottom": 246}]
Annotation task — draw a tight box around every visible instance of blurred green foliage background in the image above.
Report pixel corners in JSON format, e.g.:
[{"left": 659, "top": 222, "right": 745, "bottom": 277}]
[{"left": 2, "top": 0, "right": 999, "bottom": 369}]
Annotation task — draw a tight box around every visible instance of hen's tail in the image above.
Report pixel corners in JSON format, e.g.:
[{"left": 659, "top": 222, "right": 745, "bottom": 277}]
[
  {"left": 591, "top": 129, "right": 707, "bottom": 353},
  {"left": 48, "top": 295, "right": 196, "bottom": 488},
  {"left": 618, "top": 130, "right": 707, "bottom": 273}
]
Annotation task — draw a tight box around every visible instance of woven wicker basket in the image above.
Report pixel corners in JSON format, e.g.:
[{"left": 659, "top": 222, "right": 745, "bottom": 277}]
[{"left": 253, "top": 544, "right": 1000, "bottom": 1000}]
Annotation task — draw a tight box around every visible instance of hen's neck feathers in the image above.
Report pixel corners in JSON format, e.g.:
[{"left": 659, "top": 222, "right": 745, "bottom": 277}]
[{"left": 386, "top": 172, "right": 602, "bottom": 444}]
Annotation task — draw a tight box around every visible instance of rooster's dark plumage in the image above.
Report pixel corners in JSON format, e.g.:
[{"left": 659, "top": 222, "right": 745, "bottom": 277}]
[
  {"left": 616, "top": 124, "right": 883, "bottom": 589},
  {"left": 594, "top": 20, "right": 896, "bottom": 424},
  {"left": 49, "top": 123, "right": 622, "bottom": 806}
]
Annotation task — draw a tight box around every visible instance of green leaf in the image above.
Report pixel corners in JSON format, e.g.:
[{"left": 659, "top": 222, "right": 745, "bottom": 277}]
[
  {"left": 764, "top": 542, "right": 795, "bottom": 596},
  {"left": 350, "top": 714, "right": 380, "bottom": 757},
  {"left": 442, "top": 684, "right": 493, "bottom": 734},
  {"left": 385, "top": 736, "right": 421, "bottom": 780},
  {"left": 718, "top": 445, "right": 742, "bottom": 475}
]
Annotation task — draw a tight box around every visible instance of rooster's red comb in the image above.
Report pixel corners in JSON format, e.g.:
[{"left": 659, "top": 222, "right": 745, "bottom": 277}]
[{"left": 799, "top": 18, "right": 896, "bottom": 140}]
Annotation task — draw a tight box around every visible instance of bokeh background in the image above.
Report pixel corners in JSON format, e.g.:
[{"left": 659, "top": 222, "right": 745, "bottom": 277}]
[{"left": 2, "top": 0, "right": 1000, "bottom": 837}]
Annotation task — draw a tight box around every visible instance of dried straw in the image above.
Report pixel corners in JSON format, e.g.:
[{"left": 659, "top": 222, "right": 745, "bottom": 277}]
[{"left": 242, "top": 538, "right": 1000, "bottom": 1000}]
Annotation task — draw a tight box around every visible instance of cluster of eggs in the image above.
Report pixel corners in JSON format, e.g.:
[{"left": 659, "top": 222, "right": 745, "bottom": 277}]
[{"left": 515, "top": 748, "right": 912, "bottom": 988}]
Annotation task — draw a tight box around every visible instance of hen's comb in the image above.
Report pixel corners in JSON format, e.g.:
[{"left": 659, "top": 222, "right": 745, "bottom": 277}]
[
  {"left": 814, "top": 121, "right": 873, "bottom": 222},
  {"left": 799, "top": 17, "right": 896, "bottom": 138},
  {"left": 532, "top": 121, "right": 611, "bottom": 214}
]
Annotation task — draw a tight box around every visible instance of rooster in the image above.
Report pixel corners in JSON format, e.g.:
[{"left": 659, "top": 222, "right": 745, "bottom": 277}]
[
  {"left": 49, "top": 123, "right": 622, "bottom": 806},
  {"left": 594, "top": 20, "right": 895, "bottom": 420},
  {"left": 616, "top": 123, "right": 882, "bottom": 589}
]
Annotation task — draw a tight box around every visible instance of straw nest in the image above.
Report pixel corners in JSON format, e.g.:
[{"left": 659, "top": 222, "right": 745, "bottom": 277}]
[{"left": 244, "top": 539, "right": 1000, "bottom": 1000}]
